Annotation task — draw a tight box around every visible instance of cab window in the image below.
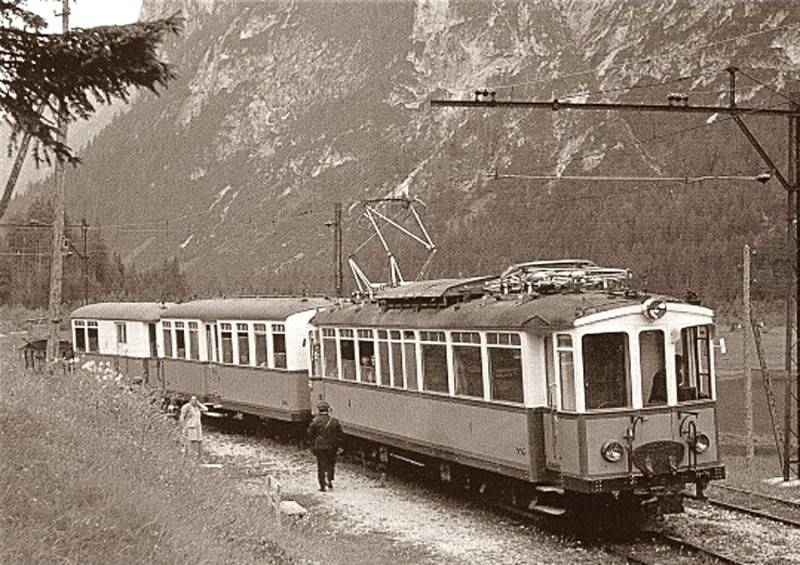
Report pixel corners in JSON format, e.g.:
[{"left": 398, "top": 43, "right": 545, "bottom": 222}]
[
  {"left": 676, "top": 325, "right": 712, "bottom": 401},
  {"left": 582, "top": 332, "right": 630, "bottom": 410}
]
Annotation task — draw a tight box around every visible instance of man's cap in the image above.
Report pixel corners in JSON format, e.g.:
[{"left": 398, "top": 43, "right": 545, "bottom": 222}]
[{"left": 317, "top": 401, "right": 330, "bottom": 413}]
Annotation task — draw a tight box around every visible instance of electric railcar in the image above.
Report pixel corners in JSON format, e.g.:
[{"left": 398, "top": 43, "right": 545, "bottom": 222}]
[{"left": 69, "top": 262, "right": 725, "bottom": 517}]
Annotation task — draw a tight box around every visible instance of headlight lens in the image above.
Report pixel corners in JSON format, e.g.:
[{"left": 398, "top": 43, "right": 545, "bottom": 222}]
[
  {"left": 691, "top": 433, "right": 711, "bottom": 454},
  {"left": 601, "top": 440, "right": 625, "bottom": 463}
]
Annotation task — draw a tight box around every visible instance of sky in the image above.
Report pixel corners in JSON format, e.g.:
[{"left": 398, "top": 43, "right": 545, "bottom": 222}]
[{"left": 25, "top": 0, "right": 144, "bottom": 31}]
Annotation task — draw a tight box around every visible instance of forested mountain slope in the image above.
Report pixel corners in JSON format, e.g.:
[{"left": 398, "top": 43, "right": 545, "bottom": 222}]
[{"left": 11, "top": 0, "right": 800, "bottom": 310}]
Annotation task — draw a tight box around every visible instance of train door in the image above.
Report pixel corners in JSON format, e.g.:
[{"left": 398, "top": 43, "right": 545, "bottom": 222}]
[{"left": 543, "top": 335, "right": 560, "bottom": 469}]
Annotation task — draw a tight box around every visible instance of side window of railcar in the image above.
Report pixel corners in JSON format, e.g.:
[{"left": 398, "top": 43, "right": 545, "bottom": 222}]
[
  {"left": 641, "top": 330, "right": 667, "bottom": 406},
  {"left": 175, "top": 322, "right": 186, "bottom": 359},
  {"left": 254, "top": 324, "right": 268, "bottom": 367},
  {"left": 237, "top": 323, "right": 250, "bottom": 365},
  {"left": 377, "top": 330, "right": 390, "bottom": 386},
  {"left": 340, "top": 329, "right": 356, "bottom": 380},
  {"left": 87, "top": 321, "right": 98, "bottom": 353},
  {"left": 272, "top": 324, "right": 287, "bottom": 369},
  {"left": 582, "top": 332, "right": 630, "bottom": 410},
  {"left": 356, "top": 329, "right": 375, "bottom": 383},
  {"left": 322, "top": 328, "right": 338, "bottom": 378},
  {"left": 188, "top": 322, "right": 200, "bottom": 360},
  {"left": 116, "top": 322, "right": 127, "bottom": 344},
  {"left": 420, "top": 331, "right": 448, "bottom": 393},
  {"left": 403, "top": 331, "right": 418, "bottom": 390},
  {"left": 389, "top": 331, "right": 404, "bottom": 388},
  {"left": 453, "top": 332, "right": 483, "bottom": 398},
  {"left": 74, "top": 321, "right": 86, "bottom": 352},
  {"left": 488, "top": 332, "right": 523, "bottom": 403},
  {"left": 676, "top": 325, "right": 712, "bottom": 401},
  {"left": 556, "top": 335, "right": 575, "bottom": 411},
  {"left": 162, "top": 321, "right": 172, "bottom": 357},
  {"left": 220, "top": 323, "right": 233, "bottom": 364}
]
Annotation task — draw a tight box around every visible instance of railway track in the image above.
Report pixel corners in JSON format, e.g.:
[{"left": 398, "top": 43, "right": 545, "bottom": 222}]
[
  {"left": 602, "top": 532, "right": 745, "bottom": 565},
  {"left": 702, "top": 483, "right": 800, "bottom": 529}
]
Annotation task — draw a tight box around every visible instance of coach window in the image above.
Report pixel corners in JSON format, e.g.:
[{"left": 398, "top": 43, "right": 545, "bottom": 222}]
[
  {"left": 641, "top": 330, "right": 667, "bottom": 406},
  {"left": 162, "top": 321, "right": 173, "bottom": 358},
  {"left": 74, "top": 321, "right": 87, "bottom": 352},
  {"left": 389, "top": 330, "right": 404, "bottom": 388},
  {"left": 188, "top": 322, "right": 200, "bottom": 361},
  {"left": 676, "top": 325, "right": 712, "bottom": 402},
  {"left": 87, "top": 321, "right": 99, "bottom": 352},
  {"left": 175, "top": 322, "right": 186, "bottom": 359},
  {"left": 272, "top": 324, "right": 287, "bottom": 369},
  {"left": 488, "top": 332, "right": 523, "bottom": 403},
  {"left": 357, "top": 329, "right": 375, "bottom": 383},
  {"left": 556, "top": 334, "right": 575, "bottom": 411},
  {"left": 205, "top": 324, "right": 217, "bottom": 363},
  {"left": 237, "top": 323, "right": 250, "bottom": 365},
  {"left": 452, "top": 331, "right": 483, "bottom": 398},
  {"left": 377, "top": 330, "right": 390, "bottom": 386},
  {"left": 340, "top": 329, "right": 356, "bottom": 380},
  {"left": 220, "top": 323, "right": 233, "bottom": 364},
  {"left": 116, "top": 322, "right": 127, "bottom": 345},
  {"left": 254, "top": 324, "right": 268, "bottom": 367},
  {"left": 322, "top": 328, "right": 338, "bottom": 378},
  {"left": 583, "top": 332, "right": 630, "bottom": 410},
  {"left": 421, "top": 331, "right": 448, "bottom": 393}
]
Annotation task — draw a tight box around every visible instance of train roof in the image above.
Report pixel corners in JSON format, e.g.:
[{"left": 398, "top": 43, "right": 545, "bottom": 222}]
[
  {"left": 313, "top": 279, "right": 708, "bottom": 332},
  {"left": 161, "top": 296, "right": 333, "bottom": 321},
  {"left": 70, "top": 302, "right": 170, "bottom": 322}
]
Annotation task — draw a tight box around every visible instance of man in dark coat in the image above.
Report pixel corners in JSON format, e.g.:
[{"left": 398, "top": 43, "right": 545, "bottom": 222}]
[{"left": 307, "top": 401, "right": 343, "bottom": 491}]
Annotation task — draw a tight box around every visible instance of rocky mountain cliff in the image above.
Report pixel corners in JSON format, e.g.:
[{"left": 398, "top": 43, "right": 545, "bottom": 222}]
[{"left": 17, "top": 0, "right": 800, "bottom": 306}]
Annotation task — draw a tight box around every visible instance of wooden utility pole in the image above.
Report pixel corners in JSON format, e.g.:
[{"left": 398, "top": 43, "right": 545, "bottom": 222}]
[
  {"left": 743, "top": 244, "right": 755, "bottom": 462},
  {"left": 46, "top": 0, "right": 70, "bottom": 365},
  {"left": 334, "top": 202, "right": 343, "bottom": 297}
]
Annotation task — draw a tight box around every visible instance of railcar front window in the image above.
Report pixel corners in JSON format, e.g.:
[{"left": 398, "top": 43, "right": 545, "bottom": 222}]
[
  {"left": 677, "top": 325, "right": 713, "bottom": 401},
  {"left": 322, "top": 328, "right": 337, "bottom": 378},
  {"left": 421, "top": 331, "right": 448, "bottom": 393},
  {"left": 453, "top": 332, "right": 483, "bottom": 398},
  {"left": 641, "top": 330, "right": 667, "bottom": 406},
  {"left": 488, "top": 332, "right": 523, "bottom": 403},
  {"left": 583, "top": 332, "right": 630, "bottom": 410}
]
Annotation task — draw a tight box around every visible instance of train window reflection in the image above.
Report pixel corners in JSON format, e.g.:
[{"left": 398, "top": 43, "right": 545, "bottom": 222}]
[
  {"left": 583, "top": 332, "right": 630, "bottom": 410},
  {"left": 677, "top": 325, "right": 712, "bottom": 401},
  {"left": 641, "top": 330, "right": 667, "bottom": 406}
]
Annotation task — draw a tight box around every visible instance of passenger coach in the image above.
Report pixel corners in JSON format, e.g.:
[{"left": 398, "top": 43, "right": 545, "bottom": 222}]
[
  {"left": 309, "top": 263, "right": 725, "bottom": 516},
  {"left": 158, "top": 297, "right": 331, "bottom": 421}
]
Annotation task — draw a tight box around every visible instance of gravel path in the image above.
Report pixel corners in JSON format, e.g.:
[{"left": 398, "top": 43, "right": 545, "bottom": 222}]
[{"left": 204, "top": 431, "right": 612, "bottom": 565}]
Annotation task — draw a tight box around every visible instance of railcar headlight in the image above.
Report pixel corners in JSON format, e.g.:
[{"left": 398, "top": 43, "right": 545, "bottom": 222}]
[
  {"left": 691, "top": 433, "right": 711, "bottom": 454},
  {"left": 601, "top": 440, "right": 625, "bottom": 463}
]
